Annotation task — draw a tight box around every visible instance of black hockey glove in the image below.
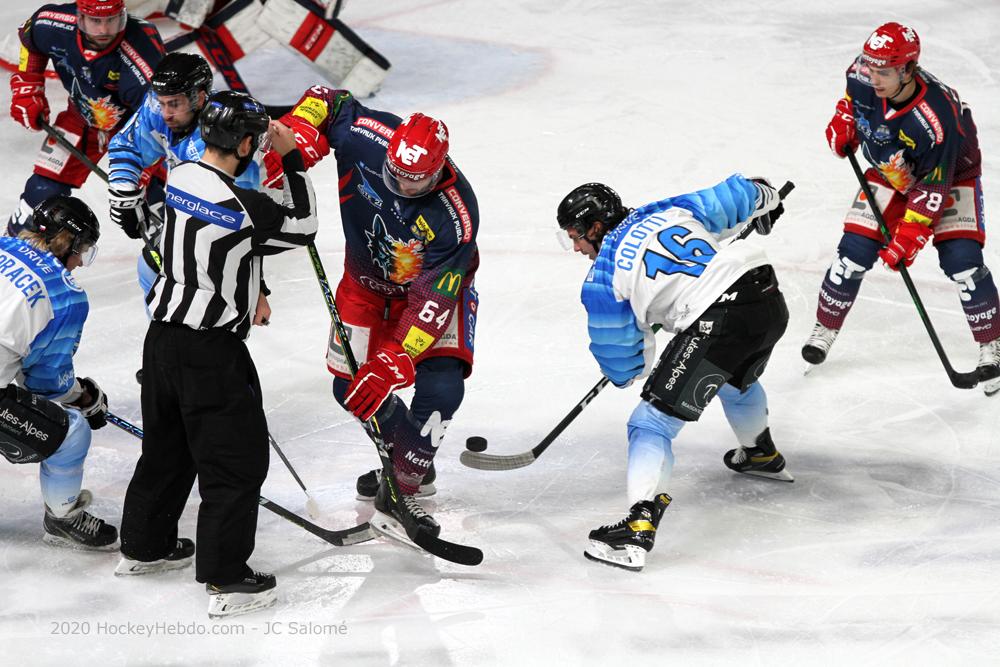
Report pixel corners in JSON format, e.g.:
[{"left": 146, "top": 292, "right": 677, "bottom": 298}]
[
  {"left": 76, "top": 377, "right": 109, "bottom": 431},
  {"left": 749, "top": 178, "right": 784, "bottom": 236},
  {"left": 109, "top": 186, "right": 148, "bottom": 240}
]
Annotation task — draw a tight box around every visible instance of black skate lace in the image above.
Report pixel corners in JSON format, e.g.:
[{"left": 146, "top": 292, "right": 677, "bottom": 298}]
[{"left": 72, "top": 511, "right": 103, "bottom": 536}]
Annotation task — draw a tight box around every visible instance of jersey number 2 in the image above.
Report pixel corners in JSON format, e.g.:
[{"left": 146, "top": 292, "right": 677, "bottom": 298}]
[{"left": 642, "top": 226, "right": 716, "bottom": 279}]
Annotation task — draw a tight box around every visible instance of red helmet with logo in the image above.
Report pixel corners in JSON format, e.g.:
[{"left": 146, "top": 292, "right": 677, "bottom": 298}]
[
  {"left": 861, "top": 22, "right": 920, "bottom": 69},
  {"left": 78, "top": 0, "right": 125, "bottom": 17},
  {"left": 382, "top": 113, "right": 449, "bottom": 198}
]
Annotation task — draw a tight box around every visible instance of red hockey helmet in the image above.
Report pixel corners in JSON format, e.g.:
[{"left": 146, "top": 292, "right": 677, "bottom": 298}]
[
  {"left": 382, "top": 113, "right": 449, "bottom": 198},
  {"left": 77, "top": 0, "right": 126, "bottom": 17},
  {"left": 861, "top": 22, "right": 920, "bottom": 69}
]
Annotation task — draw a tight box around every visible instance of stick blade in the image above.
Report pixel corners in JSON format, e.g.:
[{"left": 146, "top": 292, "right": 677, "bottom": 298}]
[{"left": 459, "top": 449, "right": 536, "bottom": 471}]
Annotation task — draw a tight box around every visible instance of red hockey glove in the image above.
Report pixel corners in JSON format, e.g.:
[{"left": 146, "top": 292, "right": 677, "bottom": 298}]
[
  {"left": 825, "top": 97, "right": 857, "bottom": 158},
  {"left": 345, "top": 343, "right": 416, "bottom": 421},
  {"left": 263, "top": 117, "right": 330, "bottom": 188},
  {"left": 878, "top": 221, "right": 930, "bottom": 271},
  {"left": 10, "top": 72, "right": 49, "bottom": 131}
]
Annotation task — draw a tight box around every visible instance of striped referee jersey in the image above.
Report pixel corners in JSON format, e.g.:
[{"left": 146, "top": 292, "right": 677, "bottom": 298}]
[{"left": 147, "top": 151, "right": 317, "bottom": 339}]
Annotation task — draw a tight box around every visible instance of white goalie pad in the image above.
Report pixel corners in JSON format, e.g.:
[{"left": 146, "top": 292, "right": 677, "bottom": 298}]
[
  {"left": 205, "top": 0, "right": 270, "bottom": 60},
  {"left": 256, "top": 0, "right": 388, "bottom": 97},
  {"left": 126, "top": 0, "right": 216, "bottom": 28}
]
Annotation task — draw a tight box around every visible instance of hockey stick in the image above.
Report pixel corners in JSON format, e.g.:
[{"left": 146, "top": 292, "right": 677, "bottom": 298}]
[
  {"left": 847, "top": 152, "right": 980, "bottom": 389},
  {"left": 106, "top": 412, "right": 374, "bottom": 546},
  {"left": 461, "top": 180, "right": 797, "bottom": 471},
  {"left": 268, "top": 432, "right": 322, "bottom": 518},
  {"left": 306, "top": 242, "right": 483, "bottom": 566},
  {"left": 40, "top": 122, "right": 164, "bottom": 269},
  {"left": 460, "top": 376, "right": 610, "bottom": 471}
]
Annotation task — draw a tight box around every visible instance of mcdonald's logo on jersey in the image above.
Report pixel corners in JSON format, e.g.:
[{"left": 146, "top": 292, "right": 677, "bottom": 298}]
[{"left": 433, "top": 268, "right": 464, "bottom": 297}]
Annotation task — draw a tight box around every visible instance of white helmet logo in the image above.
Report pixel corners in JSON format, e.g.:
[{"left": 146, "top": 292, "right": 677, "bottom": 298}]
[
  {"left": 901, "top": 27, "right": 916, "bottom": 42},
  {"left": 395, "top": 140, "right": 428, "bottom": 167},
  {"left": 435, "top": 122, "right": 448, "bottom": 144},
  {"left": 868, "top": 33, "right": 894, "bottom": 50}
]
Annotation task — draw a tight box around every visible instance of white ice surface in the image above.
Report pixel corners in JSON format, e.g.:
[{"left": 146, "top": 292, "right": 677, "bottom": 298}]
[{"left": 2, "top": 1, "right": 1000, "bottom": 665}]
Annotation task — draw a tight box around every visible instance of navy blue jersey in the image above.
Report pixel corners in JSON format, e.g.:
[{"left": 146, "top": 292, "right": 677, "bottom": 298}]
[
  {"left": 844, "top": 59, "right": 981, "bottom": 228},
  {"left": 17, "top": 3, "right": 164, "bottom": 132},
  {"left": 283, "top": 87, "right": 480, "bottom": 350}
]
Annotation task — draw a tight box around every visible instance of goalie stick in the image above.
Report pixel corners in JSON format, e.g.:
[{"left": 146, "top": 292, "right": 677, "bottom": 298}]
[
  {"left": 461, "top": 181, "right": 796, "bottom": 471},
  {"left": 106, "top": 412, "right": 374, "bottom": 547},
  {"left": 847, "top": 152, "right": 982, "bottom": 389},
  {"left": 307, "top": 243, "right": 483, "bottom": 566}
]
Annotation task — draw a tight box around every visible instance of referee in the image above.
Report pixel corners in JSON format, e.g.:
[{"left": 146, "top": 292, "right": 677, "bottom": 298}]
[{"left": 118, "top": 91, "right": 318, "bottom": 619}]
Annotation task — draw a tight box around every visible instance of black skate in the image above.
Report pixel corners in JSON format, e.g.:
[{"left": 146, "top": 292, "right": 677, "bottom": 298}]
[
  {"left": 802, "top": 322, "right": 839, "bottom": 366},
  {"left": 206, "top": 570, "right": 277, "bottom": 619},
  {"left": 43, "top": 490, "right": 118, "bottom": 551},
  {"left": 979, "top": 339, "right": 1000, "bottom": 397},
  {"left": 724, "top": 428, "right": 794, "bottom": 482},
  {"left": 356, "top": 463, "right": 436, "bottom": 501},
  {"left": 583, "top": 493, "right": 672, "bottom": 572},
  {"left": 371, "top": 473, "right": 441, "bottom": 550},
  {"left": 115, "top": 538, "right": 195, "bottom": 576}
]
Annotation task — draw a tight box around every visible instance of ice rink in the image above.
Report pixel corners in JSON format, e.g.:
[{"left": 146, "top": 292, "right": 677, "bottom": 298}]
[{"left": 2, "top": 0, "right": 999, "bottom": 664}]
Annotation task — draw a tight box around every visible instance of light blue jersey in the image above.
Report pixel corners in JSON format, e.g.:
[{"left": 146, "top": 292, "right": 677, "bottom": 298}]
[
  {"left": 0, "top": 236, "right": 88, "bottom": 400},
  {"left": 580, "top": 174, "right": 767, "bottom": 387},
  {"left": 108, "top": 89, "right": 262, "bottom": 192}
]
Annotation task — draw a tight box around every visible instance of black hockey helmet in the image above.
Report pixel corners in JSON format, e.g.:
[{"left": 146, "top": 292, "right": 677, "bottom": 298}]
[
  {"left": 199, "top": 90, "right": 269, "bottom": 153},
  {"left": 151, "top": 52, "right": 213, "bottom": 99},
  {"left": 557, "top": 183, "right": 629, "bottom": 237},
  {"left": 30, "top": 195, "right": 101, "bottom": 264}
]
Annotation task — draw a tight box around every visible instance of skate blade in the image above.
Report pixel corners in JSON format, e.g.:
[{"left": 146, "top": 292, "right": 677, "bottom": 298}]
[
  {"left": 370, "top": 510, "right": 427, "bottom": 554},
  {"left": 207, "top": 589, "right": 277, "bottom": 619},
  {"left": 356, "top": 483, "right": 437, "bottom": 502},
  {"left": 114, "top": 555, "right": 193, "bottom": 576},
  {"left": 737, "top": 468, "right": 795, "bottom": 483},
  {"left": 984, "top": 377, "right": 1000, "bottom": 397},
  {"left": 583, "top": 541, "right": 645, "bottom": 572},
  {"left": 42, "top": 533, "right": 119, "bottom": 552}
]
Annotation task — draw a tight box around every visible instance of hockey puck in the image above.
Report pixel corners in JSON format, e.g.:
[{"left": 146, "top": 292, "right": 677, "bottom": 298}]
[{"left": 465, "top": 436, "right": 488, "bottom": 452}]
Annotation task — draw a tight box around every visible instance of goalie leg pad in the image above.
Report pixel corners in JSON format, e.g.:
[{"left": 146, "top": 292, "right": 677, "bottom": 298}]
[
  {"left": 204, "top": 0, "right": 268, "bottom": 60},
  {"left": 0, "top": 385, "right": 70, "bottom": 464},
  {"left": 257, "top": 0, "right": 389, "bottom": 97}
]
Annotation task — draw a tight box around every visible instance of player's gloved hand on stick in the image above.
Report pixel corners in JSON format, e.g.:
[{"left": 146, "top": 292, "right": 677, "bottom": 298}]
[
  {"left": 109, "top": 186, "right": 148, "bottom": 240},
  {"left": 10, "top": 72, "right": 49, "bottom": 131},
  {"left": 345, "top": 343, "right": 415, "bottom": 421},
  {"left": 76, "top": 377, "right": 109, "bottom": 430},
  {"left": 826, "top": 97, "right": 858, "bottom": 158},
  {"left": 878, "top": 220, "right": 930, "bottom": 270},
  {"left": 748, "top": 177, "right": 785, "bottom": 235}
]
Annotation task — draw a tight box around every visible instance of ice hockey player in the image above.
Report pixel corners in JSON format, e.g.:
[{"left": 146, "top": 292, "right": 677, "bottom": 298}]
[
  {"left": 803, "top": 22, "right": 1000, "bottom": 394},
  {"left": 557, "top": 176, "right": 790, "bottom": 571},
  {"left": 106, "top": 51, "right": 270, "bottom": 344},
  {"left": 267, "top": 87, "right": 479, "bottom": 547},
  {"left": 0, "top": 195, "right": 116, "bottom": 551},
  {"left": 117, "top": 91, "right": 317, "bottom": 618},
  {"left": 6, "top": 0, "right": 165, "bottom": 234}
]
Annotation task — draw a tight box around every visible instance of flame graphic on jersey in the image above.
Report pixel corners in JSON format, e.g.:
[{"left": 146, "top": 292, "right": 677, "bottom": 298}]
[
  {"left": 69, "top": 78, "right": 125, "bottom": 131},
  {"left": 877, "top": 149, "right": 917, "bottom": 192},
  {"left": 390, "top": 240, "right": 424, "bottom": 284},
  {"left": 366, "top": 215, "right": 424, "bottom": 285}
]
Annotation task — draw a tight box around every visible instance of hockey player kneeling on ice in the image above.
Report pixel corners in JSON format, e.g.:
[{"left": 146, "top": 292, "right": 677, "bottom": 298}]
[
  {"left": 556, "top": 176, "right": 793, "bottom": 572},
  {"left": 117, "top": 91, "right": 318, "bottom": 619},
  {"left": 265, "top": 87, "right": 480, "bottom": 548},
  {"left": 0, "top": 196, "right": 116, "bottom": 551},
  {"left": 5, "top": 0, "right": 164, "bottom": 236}
]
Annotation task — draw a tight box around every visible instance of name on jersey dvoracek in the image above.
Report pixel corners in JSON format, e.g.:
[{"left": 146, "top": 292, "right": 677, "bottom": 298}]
[
  {"left": 0, "top": 250, "right": 47, "bottom": 308},
  {"left": 166, "top": 187, "right": 245, "bottom": 230}
]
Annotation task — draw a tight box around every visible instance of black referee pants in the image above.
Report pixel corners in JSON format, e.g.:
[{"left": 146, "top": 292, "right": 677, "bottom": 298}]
[{"left": 120, "top": 322, "right": 270, "bottom": 585}]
